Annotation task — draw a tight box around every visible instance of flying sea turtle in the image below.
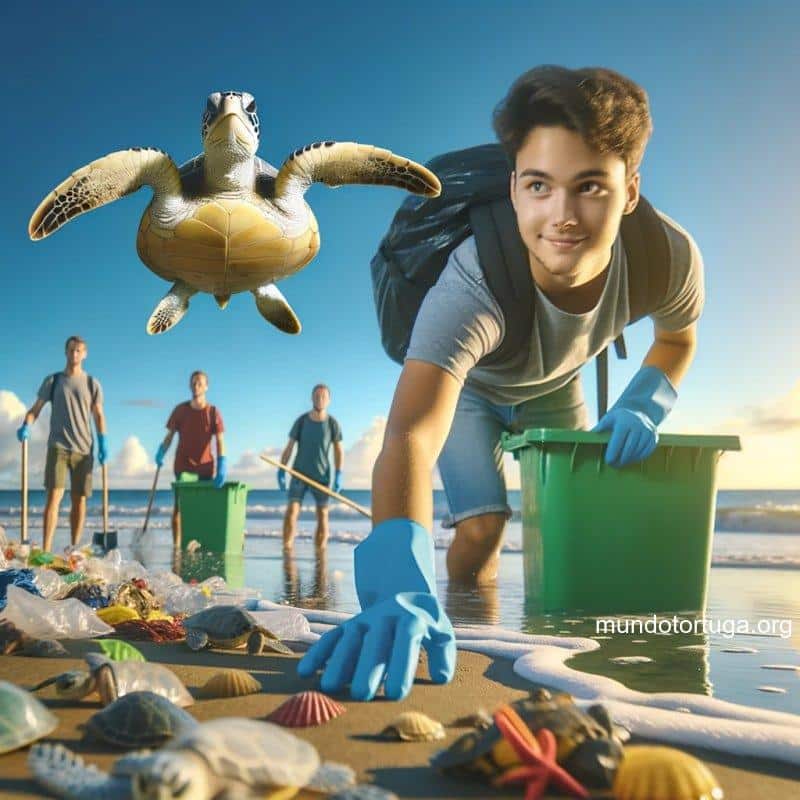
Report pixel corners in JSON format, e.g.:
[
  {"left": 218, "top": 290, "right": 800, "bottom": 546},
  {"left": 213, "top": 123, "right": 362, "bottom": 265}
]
[{"left": 28, "top": 90, "right": 441, "bottom": 334}]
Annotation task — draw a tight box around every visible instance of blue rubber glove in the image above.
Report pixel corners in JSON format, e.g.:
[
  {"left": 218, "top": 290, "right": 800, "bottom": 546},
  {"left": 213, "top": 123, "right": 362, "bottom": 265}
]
[
  {"left": 333, "top": 469, "right": 343, "bottom": 494},
  {"left": 155, "top": 443, "right": 167, "bottom": 468},
  {"left": 297, "top": 519, "right": 456, "bottom": 701},
  {"left": 214, "top": 456, "right": 227, "bottom": 488},
  {"left": 16, "top": 423, "right": 30, "bottom": 442},
  {"left": 277, "top": 468, "right": 287, "bottom": 492},
  {"left": 97, "top": 434, "right": 108, "bottom": 465},
  {"left": 593, "top": 366, "right": 677, "bottom": 467}
]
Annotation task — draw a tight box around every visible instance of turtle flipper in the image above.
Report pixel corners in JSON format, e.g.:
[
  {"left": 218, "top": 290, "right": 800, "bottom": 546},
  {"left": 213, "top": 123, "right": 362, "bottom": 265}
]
[
  {"left": 272, "top": 141, "right": 441, "bottom": 203},
  {"left": 253, "top": 284, "right": 301, "bottom": 334},
  {"left": 29, "top": 148, "right": 181, "bottom": 241},
  {"left": 147, "top": 281, "right": 197, "bottom": 335},
  {"left": 29, "top": 743, "right": 134, "bottom": 800}
]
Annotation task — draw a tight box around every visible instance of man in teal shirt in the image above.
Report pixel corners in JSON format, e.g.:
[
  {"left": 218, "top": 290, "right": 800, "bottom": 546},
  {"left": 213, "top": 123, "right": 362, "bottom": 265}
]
[{"left": 278, "top": 384, "right": 344, "bottom": 550}]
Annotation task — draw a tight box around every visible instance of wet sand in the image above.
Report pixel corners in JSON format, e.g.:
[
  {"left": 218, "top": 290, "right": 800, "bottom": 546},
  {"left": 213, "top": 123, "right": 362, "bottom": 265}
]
[{"left": 1, "top": 640, "right": 798, "bottom": 798}]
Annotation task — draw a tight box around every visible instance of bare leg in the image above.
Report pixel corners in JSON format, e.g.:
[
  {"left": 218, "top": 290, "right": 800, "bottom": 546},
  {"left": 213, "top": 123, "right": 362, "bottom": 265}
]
[
  {"left": 69, "top": 491, "right": 87, "bottom": 547},
  {"left": 172, "top": 498, "right": 181, "bottom": 550},
  {"left": 446, "top": 512, "right": 507, "bottom": 585},
  {"left": 282, "top": 500, "right": 300, "bottom": 551},
  {"left": 42, "top": 488, "right": 65, "bottom": 553},
  {"left": 314, "top": 505, "right": 329, "bottom": 550}
]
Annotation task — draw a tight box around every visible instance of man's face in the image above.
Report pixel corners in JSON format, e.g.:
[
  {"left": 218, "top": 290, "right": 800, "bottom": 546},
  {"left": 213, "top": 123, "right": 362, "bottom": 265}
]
[
  {"left": 65, "top": 340, "right": 87, "bottom": 366},
  {"left": 312, "top": 387, "right": 330, "bottom": 412},
  {"left": 190, "top": 373, "right": 208, "bottom": 397},
  {"left": 511, "top": 126, "right": 639, "bottom": 290}
]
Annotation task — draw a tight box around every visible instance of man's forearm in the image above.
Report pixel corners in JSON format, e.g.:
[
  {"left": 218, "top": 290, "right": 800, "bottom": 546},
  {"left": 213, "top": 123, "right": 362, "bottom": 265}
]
[
  {"left": 643, "top": 338, "right": 696, "bottom": 387},
  {"left": 372, "top": 431, "right": 436, "bottom": 530},
  {"left": 94, "top": 411, "right": 106, "bottom": 435}
]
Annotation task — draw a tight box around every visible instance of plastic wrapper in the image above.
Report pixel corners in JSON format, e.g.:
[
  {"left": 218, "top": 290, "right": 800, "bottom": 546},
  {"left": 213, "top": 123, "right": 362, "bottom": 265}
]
[
  {"left": 32, "top": 568, "right": 67, "bottom": 600},
  {"left": 3, "top": 585, "right": 113, "bottom": 639},
  {"left": 246, "top": 605, "right": 311, "bottom": 640}
]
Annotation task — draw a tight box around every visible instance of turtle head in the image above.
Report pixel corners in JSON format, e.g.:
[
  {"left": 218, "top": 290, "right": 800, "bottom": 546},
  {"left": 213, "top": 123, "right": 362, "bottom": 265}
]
[
  {"left": 132, "top": 751, "right": 212, "bottom": 800},
  {"left": 32, "top": 669, "right": 95, "bottom": 699},
  {"left": 202, "top": 91, "right": 260, "bottom": 158}
]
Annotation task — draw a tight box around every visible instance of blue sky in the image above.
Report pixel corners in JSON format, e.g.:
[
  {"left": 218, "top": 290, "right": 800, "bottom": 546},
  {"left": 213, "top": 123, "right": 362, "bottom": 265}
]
[{"left": 1, "top": 1, "right": 799, "bottom": 489}]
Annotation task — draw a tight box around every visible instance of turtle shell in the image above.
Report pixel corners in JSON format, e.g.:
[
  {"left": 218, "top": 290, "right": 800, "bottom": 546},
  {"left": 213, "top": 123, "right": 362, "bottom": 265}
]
[
  {"left": 163, "top": 717, "right": 320, "bottom": 789},
  {"left": 183, "top": 605, "right": 289, "bottom": 653},
  {"left": 18, "top": 638, "right": 69, "bottom": 658},
  {"left": 431, "top": 690, "right": 624, "bottom": 788},
  {"left": 0, "top": 681, "right": 59, "bottom": 754},
  {"left": 83, "top": 691, "right": 196, "bottom": 748}
]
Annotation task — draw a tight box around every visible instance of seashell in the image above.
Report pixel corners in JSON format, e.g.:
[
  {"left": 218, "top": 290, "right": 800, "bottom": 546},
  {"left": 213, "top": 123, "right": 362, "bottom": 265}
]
[
  {"left": 380, "top": 711, "right": 446, "bottom": 742},
  {"left": 198, "top": 669, "right": 262, "bottom": 699},
  {"left": 613, "top": 746, "right": 723, "bottom": 800},
  {"left": 268, "top": 690, "right": 346, "bottom": 728}
]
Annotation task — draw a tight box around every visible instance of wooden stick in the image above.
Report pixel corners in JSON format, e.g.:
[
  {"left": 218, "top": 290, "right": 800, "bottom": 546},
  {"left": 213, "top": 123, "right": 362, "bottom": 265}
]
[
  {"left": 260, "top": 454, "right": 372, "bottom": 519},
  {"left": 20, "top": 439, "right": 28, "bottom": 544},
  {"left": 102, "top": 464, "right": 109, "bottom": 533},
  {"left": 141, "top": 466, "right": 160, "bottom": 536}
]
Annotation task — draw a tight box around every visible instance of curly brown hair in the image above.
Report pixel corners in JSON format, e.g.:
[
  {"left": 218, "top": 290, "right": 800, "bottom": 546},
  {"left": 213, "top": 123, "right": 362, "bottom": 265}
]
[{"left": 493, "top": 65, "right": 653, "bottom": 175}]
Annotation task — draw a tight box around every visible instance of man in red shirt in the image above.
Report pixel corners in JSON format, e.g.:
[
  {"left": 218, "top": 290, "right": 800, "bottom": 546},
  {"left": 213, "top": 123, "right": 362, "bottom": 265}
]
[{"left": 155, "top": 371, "right": 226, "bottom": 547}]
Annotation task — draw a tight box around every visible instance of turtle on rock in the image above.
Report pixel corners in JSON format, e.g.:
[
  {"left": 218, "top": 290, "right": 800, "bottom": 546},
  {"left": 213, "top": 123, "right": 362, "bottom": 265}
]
[{"left": 28, "top": 90, "right": 441, "bottom": 335}]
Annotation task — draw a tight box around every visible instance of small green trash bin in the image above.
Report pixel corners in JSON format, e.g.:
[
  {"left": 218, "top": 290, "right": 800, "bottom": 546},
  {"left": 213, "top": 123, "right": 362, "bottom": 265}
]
[
  {"left": 173, "top": 475, "right": 248, "bottom": 554},
  {"left": 502, "top": 429, "right": 741, "bottom": 614}
]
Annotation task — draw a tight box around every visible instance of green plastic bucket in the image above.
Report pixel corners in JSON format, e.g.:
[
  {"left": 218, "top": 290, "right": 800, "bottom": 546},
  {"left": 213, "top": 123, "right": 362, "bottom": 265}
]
[
  {"left": 502, "top": 429, "right": 741, "bottom": 613},
  {"left": 173, "top": 476, "right": 248, "bottom": 554}
]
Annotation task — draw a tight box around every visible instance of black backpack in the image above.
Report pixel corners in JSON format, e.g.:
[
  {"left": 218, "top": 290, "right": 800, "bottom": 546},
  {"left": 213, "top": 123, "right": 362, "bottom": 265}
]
[{"left": 370, "top": 144, "right": 671, "bottom": 417}]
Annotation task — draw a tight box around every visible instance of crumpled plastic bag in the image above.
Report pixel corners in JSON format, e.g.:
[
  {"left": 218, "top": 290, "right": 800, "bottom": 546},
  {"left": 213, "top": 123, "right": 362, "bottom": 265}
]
[
  {"left": 32, "top": 568, "right": 67, "bottom": 600},
  {"left": 3, "top": 585, "right": 113, "bottom": 639},
  {"left": 0, "top": 568, "right": 41, "bottom": 611},
  {"left": 244, "top": 600, "right": 311, "bottom": 640},
  {"left": 83, "top": 549, "right": 146, "bottom": 586}
]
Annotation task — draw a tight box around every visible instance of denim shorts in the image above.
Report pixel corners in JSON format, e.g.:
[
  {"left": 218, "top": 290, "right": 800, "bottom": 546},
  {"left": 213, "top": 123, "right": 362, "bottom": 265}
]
[
  {"left": 437, "top": 376, "right": 588, "bottom": 528},
  {"left": 288, "top": 476, "right": 330, "bottom": 508}
]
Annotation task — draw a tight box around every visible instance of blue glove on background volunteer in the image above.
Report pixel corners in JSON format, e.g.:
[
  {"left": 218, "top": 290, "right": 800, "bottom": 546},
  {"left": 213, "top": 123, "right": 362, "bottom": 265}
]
[
  {"left": 97, "top": 434, "right": 108, "bottom": 465},
  {"left": 155, "top": 443, "right": 167, "bottom": 468},
  {"left": 213, "top": 455, "right": 227, "bottom": 488},
  {"left": 333, "top": 469, "right": 343, "bottom": 494},
  {"left": 277, "top": 468, "right": 287, "bottom": 492},
  {"left": 16, "top": 423, "right": 30, "bottom": 442},
  {"left": 297, "top": 518, "right": 456, "bottom": 701},
  {"left": 593, "top": 365, "right": 677, "bottom": 467}
]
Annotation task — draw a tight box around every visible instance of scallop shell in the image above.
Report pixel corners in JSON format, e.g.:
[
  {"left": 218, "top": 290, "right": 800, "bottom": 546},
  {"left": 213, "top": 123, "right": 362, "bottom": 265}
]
[
  {"left": 198, "top": 669, "right": 262, "bottom": 699},
  {"left": 613, "top": 746, "right": 724, "bottom": 800},
  {"left": 267, "top": 690, "right": 346, "bottom": 728},
  {"left": 380, "top": 711, "right": 446, "bottom": 742}
]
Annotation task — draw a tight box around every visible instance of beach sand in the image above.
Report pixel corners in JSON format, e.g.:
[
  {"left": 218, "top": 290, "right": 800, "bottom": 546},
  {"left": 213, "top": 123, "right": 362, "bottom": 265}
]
[{"left": 1, "top": 639, "right": 798, "bottom": 799}]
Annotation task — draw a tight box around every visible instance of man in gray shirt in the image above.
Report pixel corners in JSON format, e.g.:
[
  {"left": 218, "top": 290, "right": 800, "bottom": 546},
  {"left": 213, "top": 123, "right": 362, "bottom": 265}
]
[
  {"left": 277, "top": 384, "right": 343, "bottom": 551},
  {"left": 17, "top": 335, "right": 108, "bottom": 552},
  {"left": 299, "top": 66, "right": 705, "bottom": 702}
]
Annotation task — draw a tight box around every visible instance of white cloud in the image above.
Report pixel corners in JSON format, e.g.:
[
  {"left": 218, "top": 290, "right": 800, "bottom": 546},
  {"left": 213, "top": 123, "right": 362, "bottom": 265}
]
[
  {"left": 0, "top": 391, "right": 50, "bottom": 488},
  {"left": 106, "top": 436, "right": 160, "bottom": 487}
]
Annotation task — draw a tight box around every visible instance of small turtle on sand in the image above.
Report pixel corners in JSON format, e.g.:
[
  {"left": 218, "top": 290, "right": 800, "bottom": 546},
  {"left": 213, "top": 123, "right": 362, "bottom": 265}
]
[
  {"left": 82, "top": 691, "right": 197, "bottom": 749},
  {"left": 30, "top": 718, "right": 360, "bottom": 799},
  {"left": 183, "top": 604, "right": 292, "bottom": 654},
  {"left": 31, "top": 652, "right": 193, "bottom": 707},
  {"left": 0, "top": 681, "right": 58, "bottom": 754},
  {"left": 29, "top": 91, "right": 440, "bottom": 335}
]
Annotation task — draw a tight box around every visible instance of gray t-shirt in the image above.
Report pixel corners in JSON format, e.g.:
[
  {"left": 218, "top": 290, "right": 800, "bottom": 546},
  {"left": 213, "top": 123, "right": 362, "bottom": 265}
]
[
  {"left": 37, "top": 372, "right": 103, "bottom": 455},
  {"left": 406, "top": 210, "right": 704, "bottom": 405},
  {"left": 289, "top": 413, "right": 343, "bottom": 482}
]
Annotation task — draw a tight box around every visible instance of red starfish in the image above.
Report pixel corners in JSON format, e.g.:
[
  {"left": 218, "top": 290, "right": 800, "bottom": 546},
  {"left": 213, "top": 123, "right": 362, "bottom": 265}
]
[{"left": 492, "top": 705, "right": 590, "bottom": 800}]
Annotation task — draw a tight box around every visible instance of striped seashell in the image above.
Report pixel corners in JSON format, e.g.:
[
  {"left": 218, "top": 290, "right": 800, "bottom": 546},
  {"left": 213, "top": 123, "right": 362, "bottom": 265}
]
[
  {"left": 267, "top": 690, "right": 346, "bottom": 728},
  {"left": 380, "top": 711, "right": 446, "bottom": 742},
  {"left": 198, "top": 669, "right": 261, "bottom": 699}
]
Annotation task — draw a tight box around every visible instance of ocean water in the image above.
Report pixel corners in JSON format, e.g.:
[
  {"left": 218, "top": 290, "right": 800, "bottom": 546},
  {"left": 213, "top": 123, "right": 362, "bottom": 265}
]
[{"left": 2, "top": 489, "right": 799, "bottom": 715}]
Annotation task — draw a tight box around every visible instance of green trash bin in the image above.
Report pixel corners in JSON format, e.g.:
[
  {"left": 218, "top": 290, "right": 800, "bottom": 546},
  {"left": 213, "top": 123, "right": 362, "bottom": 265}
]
[
  {"left": 502, "top": 429, "right": 741, "bottom": 614},
  {"left": 173, "top": 475, "right": 248, "bottom": 554}
]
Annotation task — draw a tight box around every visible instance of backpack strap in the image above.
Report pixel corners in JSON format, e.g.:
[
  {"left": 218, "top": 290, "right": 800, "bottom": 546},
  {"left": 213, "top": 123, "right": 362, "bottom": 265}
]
[
  {"left": 49, "top": 372, "right": 61, "bottom": 404},
  {"left": 469, "top": 198, "right": 534, "bottom": 367},
  {"left": 210, "top": 405, "right": 217, "bottom": 435}
]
